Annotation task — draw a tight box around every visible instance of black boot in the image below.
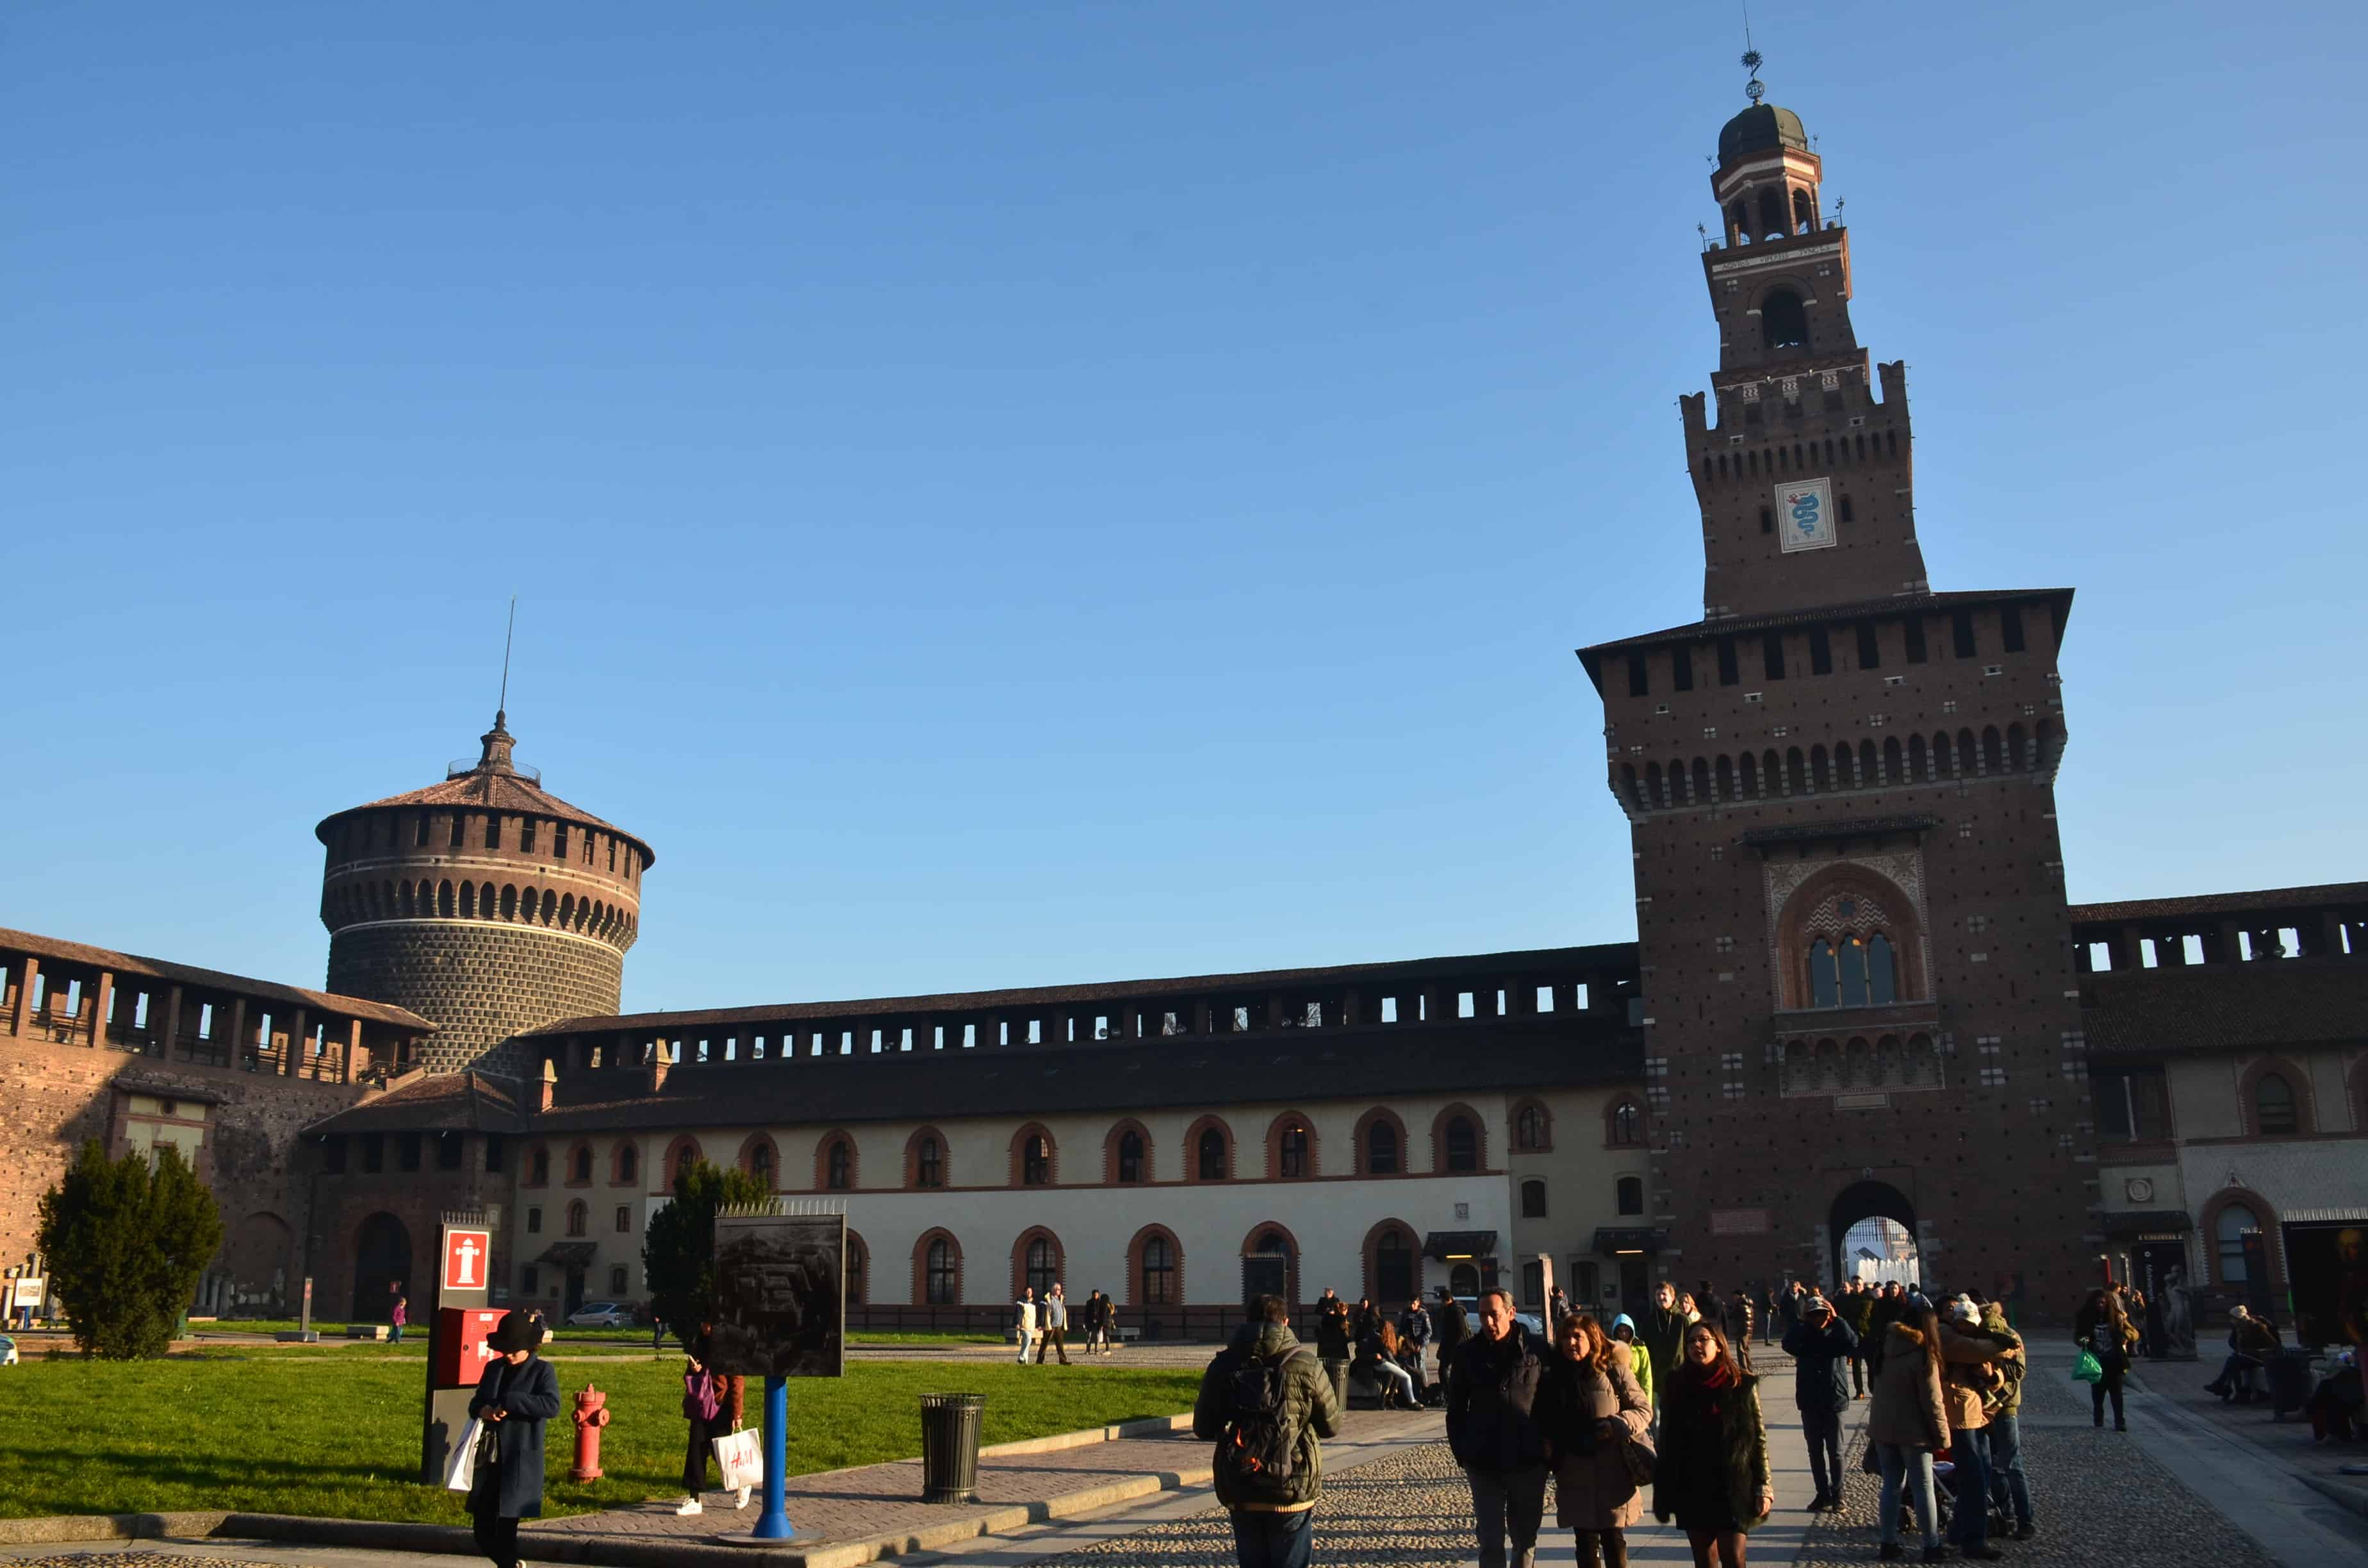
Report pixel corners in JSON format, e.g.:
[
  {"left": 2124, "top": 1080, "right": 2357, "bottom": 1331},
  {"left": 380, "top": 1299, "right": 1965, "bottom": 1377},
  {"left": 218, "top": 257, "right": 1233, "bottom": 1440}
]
[{"left": 1600, "top": 1530, "right": 1627, "bottom": 1568}]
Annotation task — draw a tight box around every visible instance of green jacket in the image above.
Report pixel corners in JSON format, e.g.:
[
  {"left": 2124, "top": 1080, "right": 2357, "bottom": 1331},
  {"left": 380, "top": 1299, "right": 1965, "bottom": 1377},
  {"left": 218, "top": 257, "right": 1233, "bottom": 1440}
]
[{"left": 1193, "top": 1323, "right": 1342, "bottom": 1511}]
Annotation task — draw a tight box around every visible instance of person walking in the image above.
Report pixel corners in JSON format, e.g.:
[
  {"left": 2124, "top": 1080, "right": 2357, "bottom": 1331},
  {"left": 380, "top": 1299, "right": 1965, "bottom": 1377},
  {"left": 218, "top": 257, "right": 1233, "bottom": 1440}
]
[
  {"left": 1864, "top": 1282, "right": 1906, "bottom": 1378},
  {"left": 465, "top": 1310, "right": 561, "bottom": 1568},
  {"left": 1725, "top": 1291, "right": 1757, "bottom": 1370},
  {"left": 1545, "top": 1312, "right": 1652, "bottom": 1568},
  {"left": 1975, "top": 1300, "right": 2033, "bottom": 1540},
  {"left": 1640, "top": 1284, "right": 1690, "bottom": 1407},
  {"left": 1780, "top": 1291, "right": 1857, "bottom": 1510},
  {"left": 674, "top": 1328, "right": 748, "bottom": 1514},
  {"left": 1434, "top": 1287, "right": 1472, "bottom": 1391},
  {"left": 390, "top": 1293, "right": 407, "bottom": 1345},
  {"left": 1037, "top": 1283, "right": 1072, "bottom": 1365},
  {"left": 1937, "top": 1296, "right": 2008, "bottom": 1559},
  {"left": 1192, "top": 1293, "right": 1342, "bottom": 1568},
  {"left": 1611, "top": 1314, "right": 1656, "bottom": 1409},
  {"left": 1448, "top": 1289, "right": 1554, "bottom": 1568},
  {"left": 1652, "top": 1320, "right": 1771, "bottom": 1568},
  {"left": 2076, "top": 1291, "right": 2137, "bottom": 1430},
  {"left": 1866, "top": 1296, "right": 1947, "bottom": 1562},
  {"left": 1845, "top": 1280, "right": 1878, "bottom": 1398},
  {"left": 1014, "top": 1286, "right": 1039, "bottom": 1366}
]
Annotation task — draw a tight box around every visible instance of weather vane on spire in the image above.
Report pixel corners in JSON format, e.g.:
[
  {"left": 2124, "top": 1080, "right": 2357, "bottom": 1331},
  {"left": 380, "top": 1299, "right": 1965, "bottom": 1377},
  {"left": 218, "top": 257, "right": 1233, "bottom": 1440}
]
[
  {"left": 1741, "top": 0, "right": 1765, "bottom": 104},
  {"left": 496, "top": 595, "right": 516, "bottom": 728}
]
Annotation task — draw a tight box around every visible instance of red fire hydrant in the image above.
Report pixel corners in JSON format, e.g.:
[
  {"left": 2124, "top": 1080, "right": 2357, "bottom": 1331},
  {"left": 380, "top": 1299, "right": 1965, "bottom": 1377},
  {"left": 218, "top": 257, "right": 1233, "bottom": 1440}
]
[{"left": 570, "top": 1381, "right": 610, "bottom": 1482}]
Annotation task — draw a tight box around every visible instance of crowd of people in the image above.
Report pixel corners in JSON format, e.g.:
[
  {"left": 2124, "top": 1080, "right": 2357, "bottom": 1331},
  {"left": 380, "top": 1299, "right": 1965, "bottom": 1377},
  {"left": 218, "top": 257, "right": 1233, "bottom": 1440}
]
[{"left": 1189, "top": 1275, "right": 2071, "bottom": 1568}]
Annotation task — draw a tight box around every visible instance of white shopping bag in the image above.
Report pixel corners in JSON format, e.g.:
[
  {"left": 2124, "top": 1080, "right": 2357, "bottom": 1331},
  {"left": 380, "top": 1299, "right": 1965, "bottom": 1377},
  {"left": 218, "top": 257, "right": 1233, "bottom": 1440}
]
[
  {"left": 444, "top": 1417, "right": 483, "bottom": 1492},
  {"left": 713, "top": 1426, "right": 763, "bottom": 1491}
]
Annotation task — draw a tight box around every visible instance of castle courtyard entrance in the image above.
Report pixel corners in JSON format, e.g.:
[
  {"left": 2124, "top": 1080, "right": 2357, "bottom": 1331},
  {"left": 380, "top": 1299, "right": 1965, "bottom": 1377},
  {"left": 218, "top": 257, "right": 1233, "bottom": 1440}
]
[
  {"left": 1829, "top": 1179, "right": 1923, "bottom": 1289},
  {"left": 350, "top": 1211, "right": 411, "bottom": 1322}
]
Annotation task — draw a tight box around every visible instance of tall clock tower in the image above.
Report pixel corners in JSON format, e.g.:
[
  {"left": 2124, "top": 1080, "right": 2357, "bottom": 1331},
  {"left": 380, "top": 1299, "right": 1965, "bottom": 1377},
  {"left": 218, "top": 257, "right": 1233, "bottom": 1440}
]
[{"left": 1578, "top": 88, "right": 2095, "bottom": 1317}]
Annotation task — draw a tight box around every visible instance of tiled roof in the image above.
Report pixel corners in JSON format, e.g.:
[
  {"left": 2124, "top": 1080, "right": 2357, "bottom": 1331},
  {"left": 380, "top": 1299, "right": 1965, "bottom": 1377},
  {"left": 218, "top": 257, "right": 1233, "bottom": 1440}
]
[
  {"left": 1575, "top": 587, "right": 2074, "bottom": 682},
  {"left": 531, "top": 1015, "right": 1645, "bottom": 1132},
  {"left": 306, "top": 1070, "right": 526, "bottom": 1134},
  {"left": 0, "top": 926, "right": 434, "bottom": 1029},
  {"left": 2081, "top": 964, "right": 2368, "bottom": 1058},
  {"left": 520, "top": 942, "right": 1641, "bottom": 1038},
  {"left": 315, "top": 771, "right": 654, "bottom": 862},
  {"left": 2068, "top": 883, "right": 2368, "bottom": 926}
]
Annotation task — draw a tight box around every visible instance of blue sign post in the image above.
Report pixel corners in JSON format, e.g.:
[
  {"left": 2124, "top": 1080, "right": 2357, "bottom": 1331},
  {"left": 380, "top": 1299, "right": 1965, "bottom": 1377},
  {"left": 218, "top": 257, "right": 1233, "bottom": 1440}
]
[{"left": 752, "top": 1374, "right": 791, "bottom": 1539}]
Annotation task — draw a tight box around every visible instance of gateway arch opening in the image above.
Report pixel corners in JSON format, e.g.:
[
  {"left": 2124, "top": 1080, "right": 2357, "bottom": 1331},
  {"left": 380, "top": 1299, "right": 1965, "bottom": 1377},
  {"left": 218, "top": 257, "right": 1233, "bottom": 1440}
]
[{"left": 1830, "top": 1180, "right": 1923, "bottom": 1289}]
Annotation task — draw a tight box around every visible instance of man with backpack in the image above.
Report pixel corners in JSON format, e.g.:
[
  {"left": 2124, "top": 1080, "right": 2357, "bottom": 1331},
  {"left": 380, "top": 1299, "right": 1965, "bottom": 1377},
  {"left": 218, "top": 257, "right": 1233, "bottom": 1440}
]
[{"left": 1193, "top": 1294, "right": 1342, "bottom": 1568}]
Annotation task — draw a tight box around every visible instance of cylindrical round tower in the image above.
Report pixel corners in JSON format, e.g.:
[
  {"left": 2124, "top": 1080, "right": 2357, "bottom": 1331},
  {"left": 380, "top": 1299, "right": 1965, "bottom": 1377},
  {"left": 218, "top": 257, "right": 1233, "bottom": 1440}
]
[{"left": 315, "top": 713, "right": 654, "bottom": 1076}]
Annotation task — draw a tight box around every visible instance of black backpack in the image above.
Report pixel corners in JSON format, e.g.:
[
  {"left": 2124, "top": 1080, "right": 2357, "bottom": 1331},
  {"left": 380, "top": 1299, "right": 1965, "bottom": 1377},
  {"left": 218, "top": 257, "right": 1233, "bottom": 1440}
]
[{"left": 1221, "top": 1351, "right": 1298, "bottom": 1485}]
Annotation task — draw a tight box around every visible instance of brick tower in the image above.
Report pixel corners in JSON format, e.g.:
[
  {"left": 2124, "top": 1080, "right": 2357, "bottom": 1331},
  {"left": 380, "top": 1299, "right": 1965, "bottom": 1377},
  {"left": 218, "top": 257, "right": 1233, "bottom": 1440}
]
[
  {"left": 1577, "top": 88, "right": 2095, "bottom": 1318},
  {"left": 315, "top": 713, "right": 652, "bottom": 1076}
]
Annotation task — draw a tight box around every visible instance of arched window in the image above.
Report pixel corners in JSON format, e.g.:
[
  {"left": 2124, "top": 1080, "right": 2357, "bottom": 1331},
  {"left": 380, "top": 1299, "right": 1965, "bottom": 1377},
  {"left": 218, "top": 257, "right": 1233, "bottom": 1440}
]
[
  {"left": 1866, "top": 935, "right": 1897, "bottom": 1004},
  {"left": 1756, "top": 188, "right": 1786, "bottom": 238},
  {"left": 916, "top": 1135, "right": 943, "bottom": 1189},
  {"left": 1023, "top": 1235, "right": 1059, "bottom": 1296},
  {"left": 615, "top": 1144, "right": 637, "bottom": 1186},
  {"left": 2255, "top": 1074, "right": 2298, "bottom": 1136},
  {"left": 1278, "top": 1121, "right": 1310, "bottom": 1179},
  {"left": 1838, "top": 935, "right": 1870, "bottom": 1006},
  {"left": 844, "top": 1233, "right": 867, "bottom": 1305},
  {"left": 1617, "top": 1176, "right": 1645, "bottom": 1216},
  {"left": 1609, "top": 1100, "right": 1641, "bottom": 1146},
  {"left": 1791, "top": 186, "right": 1814, "bottom": 233},
  {"left": 1197, "top": 1126, "right": 1229, "bottom": 1182},
  {"left": 1116, "top": 1130, "right": 1146, "bottom": 1184},
  {"left": 1520, "top": 1179, "right": 1547, "bottom": 1218},
  {"left": 1140, "top": 1234, "right": 1176, "bottom": 1305},
  {"left": 569, "top": 1145, "right": 593, "bottom": 1184},
  {"left": 925, "top": 1236, "right": 959, "bottom": 1304},
  {"left": 1444, "top": 1115, "right": 1478, "bottom": 1174},
  {"left": 1365, "top": 1118, "right": 1399, "bottom": 1173},
  {"left": 2216, "top": 1203, "right": 2260, "bottom": 1283},
  {"left": 671, "top": 1141, "right": 699, "bottom": 1189},
  {"left": 1374, "top": 1226, "right": 1415, "bottom": 1303},
  {"left": 1807, "top": 939, "right": 1839, "bottom": 1007},
  {"left": 748, "top": 1139, "right": 775, "bottom": 1189},
  {"left": 529, "top": 1146, "right": 550, "bottom": 1185},
  {"left": 1762, "top": 288, "right": 1808, "bottom": 349},
  {"left": 1450, "top": 1262, "right": 1481, "bottom": 1296},
  {"left": 1513, "top": 1102, "right": 1550, "bottom": 1152},
  {"left": 565, "top": 1200, "right": 588, "bottom": 1237},
  {"left": 1020, "top": 1132, "right": 1051, "bottom": 1186},
  {"left": 823, "top": 1138, "right": 849, "bottom": 1190}
]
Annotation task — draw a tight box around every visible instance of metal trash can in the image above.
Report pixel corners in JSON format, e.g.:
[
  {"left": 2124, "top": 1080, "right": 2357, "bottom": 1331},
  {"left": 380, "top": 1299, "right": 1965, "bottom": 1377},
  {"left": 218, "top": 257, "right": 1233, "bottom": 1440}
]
[
  {"left": 919, "top": 1392, "right": 986, "bottom": 1503},
  {"left": 1322, "top": 1357, "right": 1349, "bottom": 1409},
  {"left": 2269, "top": 1348, "right": 2317, "bottom": 1420}
]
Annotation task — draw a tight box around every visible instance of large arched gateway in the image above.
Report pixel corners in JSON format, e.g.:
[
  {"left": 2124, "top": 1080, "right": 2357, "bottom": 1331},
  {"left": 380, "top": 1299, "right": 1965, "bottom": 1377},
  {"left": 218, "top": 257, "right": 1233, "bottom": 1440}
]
[
  {"left": 350, "top": 1212, "right": 411, "bottom": 1321},
  {"left": 1828, "top": 1179, "right": 1921, "bottom": 1289}
]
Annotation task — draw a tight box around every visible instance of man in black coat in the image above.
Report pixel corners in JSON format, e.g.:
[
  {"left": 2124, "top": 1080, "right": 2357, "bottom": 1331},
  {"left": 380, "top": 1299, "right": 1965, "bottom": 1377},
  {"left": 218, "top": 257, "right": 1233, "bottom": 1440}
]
[
  {"left": 1780, "top": 1291, "right": 1859, "bottom": 1510},
  {"left": 1639, "top": 1281, "right": 1689, "bottom": 1402},
  {"left": 1447, "top": 1289, "right": 1552, "bottom": 1568}
]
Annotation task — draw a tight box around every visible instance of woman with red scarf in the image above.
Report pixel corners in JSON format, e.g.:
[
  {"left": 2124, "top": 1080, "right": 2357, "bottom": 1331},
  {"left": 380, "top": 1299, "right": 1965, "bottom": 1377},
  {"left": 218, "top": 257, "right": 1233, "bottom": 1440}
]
[{"left": 1652, "top": 1321, "right": 1772, "bottom": 1568}]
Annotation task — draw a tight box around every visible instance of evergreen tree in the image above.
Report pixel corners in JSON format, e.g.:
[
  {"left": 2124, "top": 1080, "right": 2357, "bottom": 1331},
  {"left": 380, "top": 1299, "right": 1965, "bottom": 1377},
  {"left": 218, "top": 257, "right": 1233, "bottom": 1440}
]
[
  {"left": 37, "top": 1139, "right": 225, "bottom": 1359},
  {"left": 641, "top": 1157, "right": 771, "bottom": 1346}
]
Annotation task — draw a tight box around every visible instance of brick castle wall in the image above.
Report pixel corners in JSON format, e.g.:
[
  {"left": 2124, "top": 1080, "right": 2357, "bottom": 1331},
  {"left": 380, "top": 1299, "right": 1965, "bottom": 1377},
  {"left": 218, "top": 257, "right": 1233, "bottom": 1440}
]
[
  {"left": 327, "top": 924, "right": 622, "bottom": 1075},
  {"left": 0, "top": 1034, "right": 369, "bottom": 1314}
]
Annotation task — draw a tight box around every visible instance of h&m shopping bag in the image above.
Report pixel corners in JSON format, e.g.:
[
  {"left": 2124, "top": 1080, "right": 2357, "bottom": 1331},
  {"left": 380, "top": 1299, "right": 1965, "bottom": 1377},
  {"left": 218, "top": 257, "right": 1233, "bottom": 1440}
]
[
  {"left": 714, "top": 1426, "right": 764, "bottom": 1491},
  {"left": 444, "top": 1417, "right": 484, "bottom": 1491}
]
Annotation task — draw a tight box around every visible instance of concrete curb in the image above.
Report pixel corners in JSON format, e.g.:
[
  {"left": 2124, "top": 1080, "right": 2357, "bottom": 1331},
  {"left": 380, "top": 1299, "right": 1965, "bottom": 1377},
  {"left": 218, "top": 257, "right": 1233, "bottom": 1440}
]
[
  {"left": 2298, "top": 1471, "right": 2368, "bottom": 1524},
  {"left": 0, "top": 1413, "right": 1213, "bottom": 1567}
]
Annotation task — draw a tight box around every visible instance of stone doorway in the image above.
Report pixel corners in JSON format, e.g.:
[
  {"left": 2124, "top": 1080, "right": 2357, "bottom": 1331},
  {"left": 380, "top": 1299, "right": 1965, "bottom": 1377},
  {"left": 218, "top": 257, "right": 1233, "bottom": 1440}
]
[
  {"left": 350, "top": 1212, "right": 411, "bottom": 1321},
  {"left": 1829, "top": 1179, "right": 1922, "bottom": 1289}
]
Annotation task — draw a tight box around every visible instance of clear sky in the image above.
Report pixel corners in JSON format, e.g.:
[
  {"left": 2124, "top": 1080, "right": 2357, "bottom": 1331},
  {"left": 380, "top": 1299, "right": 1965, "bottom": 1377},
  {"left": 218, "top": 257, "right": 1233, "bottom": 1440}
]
[{"left": 5, "top": 1, "right": 2362, "bottom": 1014}]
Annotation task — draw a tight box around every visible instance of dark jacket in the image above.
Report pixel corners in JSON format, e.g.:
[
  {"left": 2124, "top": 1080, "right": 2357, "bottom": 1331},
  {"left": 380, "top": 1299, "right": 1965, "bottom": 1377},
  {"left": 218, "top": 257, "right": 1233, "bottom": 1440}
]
[
  {"left": 1447, "top": 1326, "right": 1552, "bottom": 1474},
  {"left": 1862, "top": 1295, "right": 1903, "bottom": 1375},
  {"left": 466, "top": 1354, "right": 563, "bottom": 1520},
  {"left": 1780, "top": 1317, "right": 1858, "bottom": 1412},
  {"left": 1652, "top": 1368, "right": 1769, "bottom": 1533},
  {"left": 1639, "top": 1305, "right": 1688, "bottom": 1386},
  {"left": 1192, "top": 1323, "right": 1342, "bottom": 1512},
  {"left": 1314, "top": 1296, "right": 1351, "bottom": 1360},
  {"left": 1866, "top": 1322, "right": 1946, "bottom": 1451},
  {"left": 1435, "top": 1297, "right": 1472, "bottom": 1360}
]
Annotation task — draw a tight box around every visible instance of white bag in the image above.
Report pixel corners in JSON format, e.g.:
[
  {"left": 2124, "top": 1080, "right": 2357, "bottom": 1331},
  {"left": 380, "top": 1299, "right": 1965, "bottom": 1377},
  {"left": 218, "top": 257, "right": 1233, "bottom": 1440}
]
[
  {"left": 444, "top": 1417, "right": 483, "bottom": 1492},
  {"left": 713, "top": 1426, "right": 763, "bottom": 1491}
]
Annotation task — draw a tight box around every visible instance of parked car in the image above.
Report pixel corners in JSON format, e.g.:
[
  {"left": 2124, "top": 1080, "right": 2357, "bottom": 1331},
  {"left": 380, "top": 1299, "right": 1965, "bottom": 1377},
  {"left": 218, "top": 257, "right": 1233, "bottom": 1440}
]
[
  {"left": 565, "top": 1302, "right": 636, "bottom": 1328},
  {"left": 1452, "top": 1296, "right": 1546, "bottom": 1338}
]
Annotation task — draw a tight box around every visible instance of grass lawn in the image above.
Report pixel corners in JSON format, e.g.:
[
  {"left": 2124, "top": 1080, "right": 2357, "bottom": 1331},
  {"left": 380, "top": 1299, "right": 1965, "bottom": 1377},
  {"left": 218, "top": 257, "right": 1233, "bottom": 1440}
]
[
  {"left": 185, "top": 1321, "right": 1004, "bottom": 1348},
  {"left": 0, "top": 1356, "right": 1200, "bottom": 1523}
]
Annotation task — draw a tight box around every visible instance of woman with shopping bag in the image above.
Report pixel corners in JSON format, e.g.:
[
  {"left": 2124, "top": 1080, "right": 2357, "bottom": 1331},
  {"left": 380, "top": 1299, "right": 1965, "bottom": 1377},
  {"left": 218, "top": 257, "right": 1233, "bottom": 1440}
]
[
  {"left": 465, "top": 1311, "right": 563, "bottom": 1568},
  {"left": 675, "top": 1328, "right": 748, "bottom": 1516}
]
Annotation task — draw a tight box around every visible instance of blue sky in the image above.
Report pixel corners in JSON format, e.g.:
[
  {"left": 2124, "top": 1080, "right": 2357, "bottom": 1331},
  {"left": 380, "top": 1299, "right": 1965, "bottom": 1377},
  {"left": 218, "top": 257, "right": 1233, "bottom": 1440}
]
[{"left": 5, "top": 1, "right": 2362, "bottom": 1013}]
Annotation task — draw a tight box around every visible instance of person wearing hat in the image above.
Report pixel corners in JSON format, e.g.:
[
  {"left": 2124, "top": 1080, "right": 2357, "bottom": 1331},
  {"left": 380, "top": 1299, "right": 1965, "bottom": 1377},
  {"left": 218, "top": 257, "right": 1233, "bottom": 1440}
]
[
  {"left": 1780, "top": 1290, "right": 1857, "bottom": 1512},
  {"left": 466, "top": 1311, "right": 561, "bottom": 1568}
]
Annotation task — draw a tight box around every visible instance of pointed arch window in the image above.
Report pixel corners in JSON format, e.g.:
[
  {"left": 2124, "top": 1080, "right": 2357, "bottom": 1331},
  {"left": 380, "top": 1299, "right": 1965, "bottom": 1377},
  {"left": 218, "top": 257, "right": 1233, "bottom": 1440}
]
[
  {"left": 1762, "top": 288, "right": 1808, "bottom": 349},
  {"left": 1140, "top": 1235, "right": 1176, "bottom": 1305},
  {"left": 925, "top": 1237, "right": 959, "bottom": 1304},
  {"left": 1866, "top": 935, "right": 1898, "bottom": 1004},
  {"left": 2255, "top": 1074, "right": 2298, "bottom": 1136},
  {"left": 1278, "top": 1121, "right": 1310, "bottom": 1179},
  {"left": 1117, "top": 1130, "right": 1146, "bottom": 1184},
  {"left": 1444, "top": 1116, "right": 1478, "bottom": 1174},
  {"left": 1021, "top": 1133, "right": 1051, "bottom": 1187},
  {"left": 1609, "top": 1100, "right": 1641, "bottom": 1147},
  {"left": 916, "top": 1135, "right": 943, "bottom": 1189},
  {"left": 823, "top": 1138, "right": 849, "bottom": 1190},
  {"left": 1366, "top": 1120, "right": 1399, "bottom": 1174},
  {"left": 1023, "top": 1236, "right": 1059, "bottom": 1296},
  {"left": 1808, "top": 939, "right": 1839, "bottom": 1007},
  {"left": 1197, "top": 1127, "right": 1229, "bottom": 1181}
]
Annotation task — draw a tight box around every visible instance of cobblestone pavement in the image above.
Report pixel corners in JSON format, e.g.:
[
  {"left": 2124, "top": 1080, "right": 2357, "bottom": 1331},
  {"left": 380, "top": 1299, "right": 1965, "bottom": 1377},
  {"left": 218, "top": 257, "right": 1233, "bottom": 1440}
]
[{"left": 1797, "top": 1354, "right": 2281, "bottom": 1568}]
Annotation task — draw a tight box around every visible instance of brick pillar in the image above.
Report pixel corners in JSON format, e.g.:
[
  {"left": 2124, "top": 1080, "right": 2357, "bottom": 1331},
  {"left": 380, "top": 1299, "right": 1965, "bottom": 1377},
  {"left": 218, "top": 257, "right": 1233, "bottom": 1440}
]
[
  {"left": 10, "top": 958, "right": 37, "bottom": 1037},
  {"left": 284, "top": 1006, "right": 308, "bottom": 1075},
  {"left": 226, "top": 997, "right": 249, "bottom": 1070},
  {"left": 90, "top": 969, "right": 114, "bottom": 1049},
  {"left": 344, "top": 1018, "right": 363, "bottom": 1082},
  {"left": 156, "top": 984, "right": 182, "bottom": 1058},
  {"left": 1192, "top": 1000, "right": 1212, "bottom": 1034},
  {"left": 1340, "top": 990, "right": 1361, "bottom": 1027}
]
